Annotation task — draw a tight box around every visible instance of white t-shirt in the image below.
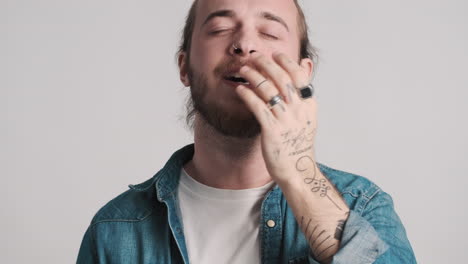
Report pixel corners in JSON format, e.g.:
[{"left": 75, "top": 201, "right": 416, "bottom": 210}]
[{"left": 177, "top": 169, "right": 275, "bottom": 264}]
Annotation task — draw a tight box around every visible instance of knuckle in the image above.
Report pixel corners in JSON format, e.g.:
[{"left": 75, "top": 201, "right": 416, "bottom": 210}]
[
  {"left": 282, "top": 56, "right": 293, "bottom": 65},
  {"left": 254, "top": 54, "right": 266, "bottom": 63},
  {"left": 275, "top": 52, "right": 287, "bottom": 61},
  {"left": 264, "top": 60, "right": 274, "bottom": 67},
  {"left": 242, "top": 67, "right": 253, "bottom": 74},
  {"left": 254, "top": 104, "right": 266, "bottom": 113},
  {"left": 292, "top": 67, "right": 304, "bottom": 78},
  {"left": 279, "top": 76, "right": 292, "bottom": 88}
]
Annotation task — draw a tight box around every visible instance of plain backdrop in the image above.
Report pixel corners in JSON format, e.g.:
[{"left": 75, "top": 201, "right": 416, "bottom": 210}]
[{"left": 2, "top": 0, "right": 467, "bottom": 263}]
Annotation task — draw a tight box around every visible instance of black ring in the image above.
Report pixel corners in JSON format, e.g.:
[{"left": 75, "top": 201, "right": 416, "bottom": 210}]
[{"left": 298, "top": 84, "right": 314, "bottom": 99}]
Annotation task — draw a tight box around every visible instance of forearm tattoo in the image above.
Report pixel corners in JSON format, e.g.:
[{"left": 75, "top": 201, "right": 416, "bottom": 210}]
[
  {"left": 295, "top": 156, "right": 343, "bottom": 211},
  {"left": 280, "top": 121, "right": 344, "bottom": 211},
  {"left": 300, "top": 216, "right": 348, "bottom": 263},
  {"left": 282, "top": 122, "right": 349, "bottom": 262}
]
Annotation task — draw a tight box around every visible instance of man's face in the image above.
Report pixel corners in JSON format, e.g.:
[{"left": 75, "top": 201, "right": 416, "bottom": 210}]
[{"left": 182, "top": 0, "right": 302, "bottom": 138}]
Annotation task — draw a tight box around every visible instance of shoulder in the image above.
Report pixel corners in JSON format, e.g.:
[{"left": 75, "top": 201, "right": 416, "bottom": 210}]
[
  {"left": 87, "top": 144, "right": 195, "bottom": 225},
  {"left": 89, "top": 176, "right": 162, "bottom": 225}
]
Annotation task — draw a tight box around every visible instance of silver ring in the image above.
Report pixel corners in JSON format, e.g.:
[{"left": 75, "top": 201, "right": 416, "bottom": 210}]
[
  {"left": 298, "top": 84, "right": 314, "bottom": 99},
  {"left": 267, "top": 94, "right": 283, "bottom": 109},
  {"left": 256, "top": 79, "right": 268, "bottom": 89}
]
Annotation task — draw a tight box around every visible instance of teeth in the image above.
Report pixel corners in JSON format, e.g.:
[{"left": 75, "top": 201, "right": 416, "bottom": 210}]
[{"left": 225, "top": 75, "right": 249, "bottom": 84}]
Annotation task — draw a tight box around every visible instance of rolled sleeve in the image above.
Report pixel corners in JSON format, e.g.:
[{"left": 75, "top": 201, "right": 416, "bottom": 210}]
[{"left": 308, "top": 191, "right": 416, "bottom": 264}]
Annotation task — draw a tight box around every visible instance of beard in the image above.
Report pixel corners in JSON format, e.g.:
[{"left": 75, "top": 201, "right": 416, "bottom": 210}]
[{"left": 186, "top": 60, "right": 261, "bottom": 139}]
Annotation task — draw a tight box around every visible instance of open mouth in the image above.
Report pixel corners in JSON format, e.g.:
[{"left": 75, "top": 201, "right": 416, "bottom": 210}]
[{"left": 224, "top": 75, "right": 250, "bottom": 85}]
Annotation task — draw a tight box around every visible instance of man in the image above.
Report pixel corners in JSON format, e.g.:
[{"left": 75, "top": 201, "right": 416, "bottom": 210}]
[{"left": 77, "top": 0, "right": 416, "bottom": 263}]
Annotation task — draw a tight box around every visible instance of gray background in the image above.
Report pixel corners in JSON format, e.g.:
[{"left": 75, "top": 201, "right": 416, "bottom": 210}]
[{"left": 2, "top": 0, "right": 467, "bottom": 263}]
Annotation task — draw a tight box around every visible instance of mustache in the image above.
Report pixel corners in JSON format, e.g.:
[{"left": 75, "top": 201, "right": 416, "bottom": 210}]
[{"left": 214, "top": 58, "right": 250, "bottom": 77}]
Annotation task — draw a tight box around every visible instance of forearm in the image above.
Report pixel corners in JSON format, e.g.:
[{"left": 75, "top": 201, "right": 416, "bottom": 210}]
[{"left": 278, "top": 159, "right": 350, "bottom": 263}]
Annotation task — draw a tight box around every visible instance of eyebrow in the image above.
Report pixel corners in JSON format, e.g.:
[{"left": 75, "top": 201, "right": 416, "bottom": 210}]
[
  {"left": 202, "top": 9, "right": 290, "bottom": 32},
  {"left": 260, "top": 11, "right": 289, "bottom": 32},
  {"left": 202, "top": 9, "right": 235, "bottom": 26}
]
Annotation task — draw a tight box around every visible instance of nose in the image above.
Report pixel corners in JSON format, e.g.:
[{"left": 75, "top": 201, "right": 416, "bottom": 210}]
[
  {"left": 230, "top": 43, "right": 257, "bottom": 57},
  {"left": 229, "top": 31, "right": 258, "bottom": 58}
]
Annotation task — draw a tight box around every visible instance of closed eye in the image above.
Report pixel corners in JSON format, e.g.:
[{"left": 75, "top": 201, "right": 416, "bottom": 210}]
[
  {"left": 209, "top": 29, "right": 232, "bottom": 35},
  {"left": 261, "top": 32, "right": 279, "bottom": 40}
]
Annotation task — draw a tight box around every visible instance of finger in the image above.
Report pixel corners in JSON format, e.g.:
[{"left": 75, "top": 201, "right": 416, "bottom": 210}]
[
  {"left": 235, "top": 84, "right": 278, "bottom": 127},
  {"left": 240, "top": 65, "right": 277, "bottom": 101},
  {"left": 248, "top": 53, "right": 296, "bottom": 103},
  {"left": 273, "top": 52, "right": 310, "bottom": 88},
  {"left": 268, "top": 99, "right": 288, "bottom": 119},
  {"left": 239, "top": 65, "right": 289, "bottom": 119},
  {"left": 273, "top": 53, "right": 313, "bottom": 102}
]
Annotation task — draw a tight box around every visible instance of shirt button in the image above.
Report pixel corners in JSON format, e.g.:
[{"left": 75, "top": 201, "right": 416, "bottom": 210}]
[{"left": 266, "top": 220, "right": 276, "bottom": 228}]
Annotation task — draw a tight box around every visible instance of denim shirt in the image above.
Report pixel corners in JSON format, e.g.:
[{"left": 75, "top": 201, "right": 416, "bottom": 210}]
[{"left": 77, "top": 144, "right": 416, "bottom": 264}]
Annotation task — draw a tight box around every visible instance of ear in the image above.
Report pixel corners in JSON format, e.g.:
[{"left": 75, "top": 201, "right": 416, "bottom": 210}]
[
  {"left": 178, "top": 52, "right": 190, "bottom": 87},
  {"left": 299, "top": 58, "right": 314, "bottom": 82}
]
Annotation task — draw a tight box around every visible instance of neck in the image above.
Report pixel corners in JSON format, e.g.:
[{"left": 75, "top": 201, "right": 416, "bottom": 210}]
[{"left": 184, "top": 116, "right": 273, "bottom": 189}]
